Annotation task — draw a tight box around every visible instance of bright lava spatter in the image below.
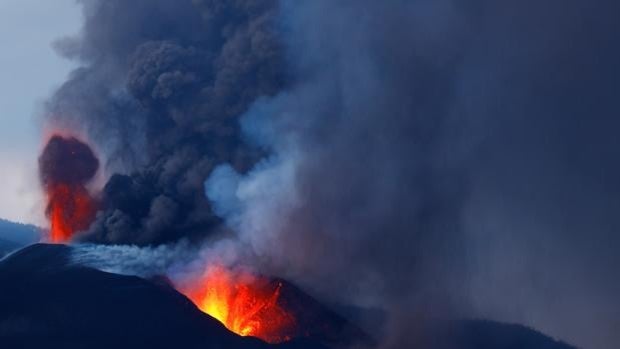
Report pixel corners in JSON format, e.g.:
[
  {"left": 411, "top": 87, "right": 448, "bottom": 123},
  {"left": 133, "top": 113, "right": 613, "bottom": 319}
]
[
  {"left": 46, "top": 183, "right": 96, "bottom": 243},
  {"left": 183, "top": 265, "right": 297, "bottom": 344}
]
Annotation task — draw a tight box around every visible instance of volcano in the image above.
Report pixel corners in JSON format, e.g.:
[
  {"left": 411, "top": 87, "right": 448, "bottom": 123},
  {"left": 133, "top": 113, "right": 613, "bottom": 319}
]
[
  {"left": 0, "top": 244, "right": 575, "bottom": 349},
  {"left": 0, "top": 244, "right": 327, "bottom": 349}
]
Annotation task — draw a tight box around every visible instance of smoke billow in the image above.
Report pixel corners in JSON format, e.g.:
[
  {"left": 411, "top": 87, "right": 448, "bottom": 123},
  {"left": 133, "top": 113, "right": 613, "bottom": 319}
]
[
  {"left": 70, "top": 237, "right": 257, "bottom": 295},
  {"left": 206, "top": 2, "right": 473, "bottom": 346},
  {"left": 46, "top": 0, "right": 620, "bottom": 348},
  {"left": 47, "top": 0, "right": 283, "bottom": 245},
  {"left": 205, "top": 1, "right": 620, "bottom": 348},
  {"left": 39, "top": 135, "right": 99, "bottom": 187},
  {"left": 39, "top": 135, "right": 100, "bottom": 242},
  {"left": 70, "top": 242, "right": 192, "bottom": 278}
]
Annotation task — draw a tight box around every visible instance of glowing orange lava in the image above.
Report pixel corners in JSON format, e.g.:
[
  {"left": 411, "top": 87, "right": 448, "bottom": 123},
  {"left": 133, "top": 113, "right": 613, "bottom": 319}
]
[
  {"left": 183, "top": 265, "right": 297, "bottom": 344},
  {"left": 39, "top": 132, "right": 100, "bottom": 243},
  {"left": 46, "top": 183, "right": 96, "bottom": 243}
]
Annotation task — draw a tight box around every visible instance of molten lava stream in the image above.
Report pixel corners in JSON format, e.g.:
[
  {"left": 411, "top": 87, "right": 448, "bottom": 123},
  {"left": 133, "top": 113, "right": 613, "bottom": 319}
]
[{"left": 184, "top": 265, "right": 297, "bottom": 344}]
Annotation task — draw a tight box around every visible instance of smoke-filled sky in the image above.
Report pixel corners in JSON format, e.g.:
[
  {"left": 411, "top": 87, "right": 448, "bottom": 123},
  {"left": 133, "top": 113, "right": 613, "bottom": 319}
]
[
  {"left": 0, "top": 0, "right": 80, "bottom": 225},
  {"left": 2, "top": 1, "right": 620, "bottom": 348}
]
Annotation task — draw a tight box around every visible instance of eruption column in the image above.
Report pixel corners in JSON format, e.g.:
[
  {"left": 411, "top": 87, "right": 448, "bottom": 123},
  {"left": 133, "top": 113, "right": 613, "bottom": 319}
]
[{"left": 39, "top": 135, "right": 99, "bottom": 243}]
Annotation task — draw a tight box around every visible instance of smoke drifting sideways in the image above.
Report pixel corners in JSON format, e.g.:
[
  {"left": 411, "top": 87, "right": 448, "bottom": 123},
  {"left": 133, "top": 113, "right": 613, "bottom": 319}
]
[
  {"left": 39, "top": 135, "right": 99, "bottom": 242},
  {"left": 45, "top": 0, "right": 620, "bottom": 349},
  {"left": 205, "top": 1, "right": 620, "bottom": 349}
]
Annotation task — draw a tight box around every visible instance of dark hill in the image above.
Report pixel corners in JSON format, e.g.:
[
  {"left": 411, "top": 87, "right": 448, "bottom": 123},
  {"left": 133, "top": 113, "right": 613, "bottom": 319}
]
[
  {"left": 0, "top": 219, "right": 40, "bottom": 258},
  {"left": 0, "top": 244, "right": 576, "bottom": 349},
  {"left": 417, "top": 320, "right": 576, "bottom": 349},
  {"left": 0, "top": 219, "right": 40, "bottom": 245},
  {"left": 0, "top": 244, "right": 325, "bottom": 349}
]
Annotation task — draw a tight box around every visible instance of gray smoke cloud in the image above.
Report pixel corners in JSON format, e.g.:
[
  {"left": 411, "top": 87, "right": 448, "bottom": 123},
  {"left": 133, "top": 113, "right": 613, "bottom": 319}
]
[
  {"left": 70, "top": 242, "right": 193, "bottom": 278},
  {"left": 70, "top": 236, "right": 254, "bottom": 289},
  {"left": 204, "top": 1, "right": 620, "bottom": 348},
  {"left": 45, "top": 0, "right": 620, "bottom": 348}
]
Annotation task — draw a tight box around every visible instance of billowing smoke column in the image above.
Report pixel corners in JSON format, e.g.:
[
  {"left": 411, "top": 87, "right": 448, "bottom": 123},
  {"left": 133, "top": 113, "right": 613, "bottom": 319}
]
[
  {"left": 45, "top": 0, "right": 620, "bottom": 348},
  {"left": 46, "top": 0, "right": 283, "bottom": 245},
  {"left": 39, "top": 135, "right": 99, "bottom": 243}
]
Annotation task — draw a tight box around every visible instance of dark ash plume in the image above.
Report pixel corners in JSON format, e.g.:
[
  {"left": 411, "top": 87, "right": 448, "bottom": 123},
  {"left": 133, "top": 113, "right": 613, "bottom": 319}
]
[
  {"left": 46, "top": 0, "right": 283, "bottom": 245},
  {"left": 39, "top": 135, "right": 99, "bottom": 187}
]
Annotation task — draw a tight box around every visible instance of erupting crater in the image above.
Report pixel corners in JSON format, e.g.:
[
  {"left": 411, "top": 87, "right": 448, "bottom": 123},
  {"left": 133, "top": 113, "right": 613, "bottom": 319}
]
[{"left": 182, "top": 265, "right": 297, "bottom": 344}]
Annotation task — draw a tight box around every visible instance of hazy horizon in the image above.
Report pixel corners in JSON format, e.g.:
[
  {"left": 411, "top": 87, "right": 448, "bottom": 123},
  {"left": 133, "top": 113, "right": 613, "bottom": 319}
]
[{"left": 0, "top": 0, "right": 80, "bottom": 225}]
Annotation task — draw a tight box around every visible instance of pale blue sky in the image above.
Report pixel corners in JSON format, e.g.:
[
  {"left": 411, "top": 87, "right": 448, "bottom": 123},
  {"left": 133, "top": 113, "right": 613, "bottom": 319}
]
[{"left": 0, "top": 0, "right": 80, "bottom": 225}]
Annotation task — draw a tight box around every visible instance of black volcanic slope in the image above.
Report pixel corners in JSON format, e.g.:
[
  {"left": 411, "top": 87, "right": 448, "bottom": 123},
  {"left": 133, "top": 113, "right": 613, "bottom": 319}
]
[
  {"left": 0, "top": 238, "right": 20, "bottom": 259},
  {"left": 0, "top": 244, "right": 576, "bottom": 349},
  {"left": 0, "top": 244, "right": 325, "bottom": 349}
]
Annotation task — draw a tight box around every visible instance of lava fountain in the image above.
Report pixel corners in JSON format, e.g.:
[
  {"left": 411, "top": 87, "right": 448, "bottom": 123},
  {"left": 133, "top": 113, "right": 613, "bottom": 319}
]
[
  {"left": 181, "top": 265, "right": 297, "bottom": 344},
  {"left": 39, "top": 134, "right": 99, "bottom": 243}
]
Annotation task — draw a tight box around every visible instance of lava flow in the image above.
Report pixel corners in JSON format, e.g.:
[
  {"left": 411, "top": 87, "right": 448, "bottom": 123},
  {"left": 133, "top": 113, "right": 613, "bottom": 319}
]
[
  {"left": 39, "top": 134, "right": 99, "bottom": 243},
  {"left": 182, "top": 265, "right": 297, "bottom": 344}
]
